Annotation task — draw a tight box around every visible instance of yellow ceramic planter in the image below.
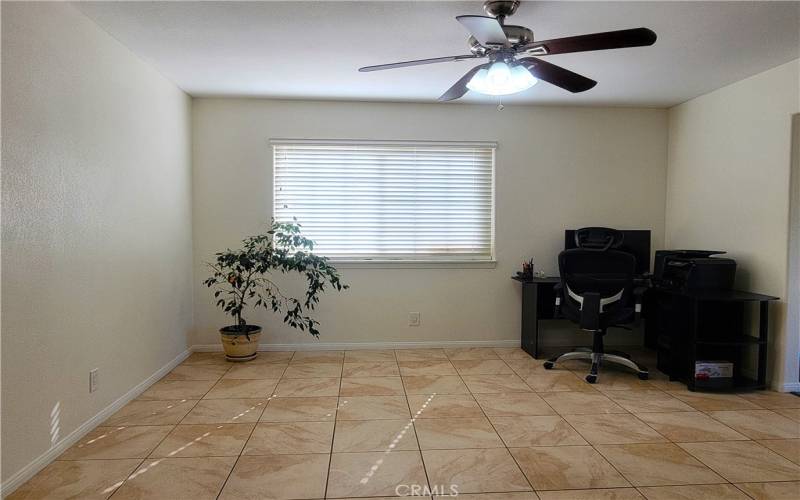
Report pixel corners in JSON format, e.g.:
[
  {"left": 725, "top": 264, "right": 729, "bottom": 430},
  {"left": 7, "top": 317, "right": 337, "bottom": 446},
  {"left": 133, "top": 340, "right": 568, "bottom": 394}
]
[{"left": 219, "top": 326, "right": 262, "bottom": 362}]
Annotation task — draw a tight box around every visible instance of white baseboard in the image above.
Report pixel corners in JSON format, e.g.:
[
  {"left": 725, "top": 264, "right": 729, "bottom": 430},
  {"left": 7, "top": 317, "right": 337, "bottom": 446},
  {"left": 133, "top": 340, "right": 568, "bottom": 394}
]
[
  {"left": 192, "top": 339, "right": 520, "bottom": 352},
  {"left": 0, "top": 348, "right": 191, "bottom": 498}
]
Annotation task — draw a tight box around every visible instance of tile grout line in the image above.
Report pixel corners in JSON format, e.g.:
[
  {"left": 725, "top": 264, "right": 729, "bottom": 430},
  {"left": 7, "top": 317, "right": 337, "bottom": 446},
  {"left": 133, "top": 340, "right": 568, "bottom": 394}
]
[
  {"left": 731, "top": 483, "right": 761, "bottom": 500},
  {"left": 212, "top": 355, "right": 290, "bottom": 499},
  {"left": 404, "top": 349, "right": 466, "bottom": 490},
  {"left": 469, "top": 350, "right": 539, "bottom": 495},
  {"left": 510, "top": 352, "right": 721, "bottom": 493},
  {"left": 505, "top": 351, "right": 649, "bottom": 494},
  {"left": 696, "top": 400, "right": 772, "bottom": 488},
  {"left": 106, "top": 457, "right": 149, "bottom": 499},
  {"left": 586, "top": 390, "right": 734, "bottom": 491},
  {"left": 174, "top": 364, "right": 233, "bottom": 426},
  {"left": 322, "top": 352, "right": 346, "bottom": 499},
  {"left": 343, "top": 352, "right": 434, "bottom": 496},
  {"left": 144, "top": 353, "right": 785, "bottom": 499},
  {"left": 214, "top": 408, "right": 263, "bottom": 499},
  {"left": 148, "top": 357, "right": 274, "bottom": 499},
  {"left": 399, "top": 350, "right": 434, "bottom": 495},
  {"left": 504, "top": 351, "right": 653, "bottom": 494},
  {"left": 107, "top": 363, "right": 229, "bottom": 498},
  {"left": 516, "top": 353, "right": 644, "bottom": 485},
  {"left": 17, "top": 349, "right": 800, "bottom": 499},
  {"left": 165, "top": 363, "right": 237, "bottom": 499},
  {"left": 596, "top": 392, "right": 797, "bottom": 491}
]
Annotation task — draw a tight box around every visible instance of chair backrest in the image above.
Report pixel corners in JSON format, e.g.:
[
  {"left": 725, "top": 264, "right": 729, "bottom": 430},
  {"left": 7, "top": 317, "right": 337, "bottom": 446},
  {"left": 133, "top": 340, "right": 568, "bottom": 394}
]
[
  {"left": 559, "top": 249, "right": 636, "bottom": 297},
  {"left": 573, "top": 227, "right": 625, "bottom": 252},
  {"left": 558, "top": 248, "right": 637, "bottom": 326}
]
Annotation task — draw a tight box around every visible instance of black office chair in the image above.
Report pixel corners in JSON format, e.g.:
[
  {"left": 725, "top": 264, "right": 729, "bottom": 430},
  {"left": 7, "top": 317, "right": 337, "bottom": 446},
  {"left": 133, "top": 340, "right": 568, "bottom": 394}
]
[{"left": 543, "top": 227, "right": 649, "bottom": 383}]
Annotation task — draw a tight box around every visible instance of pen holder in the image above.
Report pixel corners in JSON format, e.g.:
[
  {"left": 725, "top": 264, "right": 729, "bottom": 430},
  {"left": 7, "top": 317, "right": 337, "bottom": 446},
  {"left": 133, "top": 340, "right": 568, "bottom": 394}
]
[{"left": 519, "top": 259, "right": 535, "bottom": 280}]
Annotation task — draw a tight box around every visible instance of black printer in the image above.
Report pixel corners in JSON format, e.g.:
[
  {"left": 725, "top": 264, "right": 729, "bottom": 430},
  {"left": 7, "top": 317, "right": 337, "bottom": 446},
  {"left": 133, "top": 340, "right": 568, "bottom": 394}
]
[{"left": 655, "top": 250, "right": 736, "bottom": 291}]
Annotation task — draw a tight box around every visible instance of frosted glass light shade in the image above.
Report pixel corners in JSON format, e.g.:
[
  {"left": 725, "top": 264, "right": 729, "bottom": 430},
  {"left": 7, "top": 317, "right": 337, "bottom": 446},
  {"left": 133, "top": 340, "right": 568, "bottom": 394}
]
[{"left": 466, "top": 62, "right": 538, "bottom": 96}]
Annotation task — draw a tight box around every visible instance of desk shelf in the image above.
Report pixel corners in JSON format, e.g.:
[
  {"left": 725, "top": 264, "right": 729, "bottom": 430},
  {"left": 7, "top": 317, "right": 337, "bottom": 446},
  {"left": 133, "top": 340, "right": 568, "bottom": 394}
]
[
  {"left": 646, "top": 288, "right": 778, "bottom": 392},
  {"left": 670, "top": 373, "right": 767, "bottom": 392},
  {"left": 695, "top": 335, "right": 767, "bottom": 347},
  {"left": 728, "top": 376, "right": 767, "bottom": 391}
]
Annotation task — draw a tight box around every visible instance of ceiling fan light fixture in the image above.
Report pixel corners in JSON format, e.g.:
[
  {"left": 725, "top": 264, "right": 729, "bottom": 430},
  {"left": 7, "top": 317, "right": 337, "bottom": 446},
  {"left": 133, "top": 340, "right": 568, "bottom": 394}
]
[
  {"left": 466, "top": 61, "right": 537, "bottom": 96},
  {"left": 360, "top": 1, "right": 657, "bottom": 102},
  {"left": 488, "top": 60, "right": 512, "bottom": 85}
]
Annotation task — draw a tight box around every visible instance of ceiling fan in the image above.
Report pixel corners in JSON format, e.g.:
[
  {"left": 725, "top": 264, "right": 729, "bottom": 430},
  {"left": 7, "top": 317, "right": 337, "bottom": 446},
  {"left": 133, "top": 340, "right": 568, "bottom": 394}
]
[{"left": 358, "top": 0, "right": 657, "bottom": 101}]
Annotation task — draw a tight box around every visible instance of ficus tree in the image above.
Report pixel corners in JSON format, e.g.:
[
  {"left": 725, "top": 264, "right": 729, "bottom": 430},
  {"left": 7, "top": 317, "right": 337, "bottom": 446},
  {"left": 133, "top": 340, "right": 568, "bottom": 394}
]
[{"left": 204, "top": 219, "right": 348, "bottom": 337}]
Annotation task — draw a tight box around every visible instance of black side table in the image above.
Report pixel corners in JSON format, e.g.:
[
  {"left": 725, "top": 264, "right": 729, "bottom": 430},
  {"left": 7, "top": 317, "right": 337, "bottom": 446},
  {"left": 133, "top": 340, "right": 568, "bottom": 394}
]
[{"left": 648, "top": 288, "right": 779, "bottom": 391}]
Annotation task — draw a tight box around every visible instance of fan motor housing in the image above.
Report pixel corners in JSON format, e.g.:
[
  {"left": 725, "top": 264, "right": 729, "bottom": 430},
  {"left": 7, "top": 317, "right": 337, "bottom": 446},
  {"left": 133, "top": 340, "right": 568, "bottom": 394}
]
[{"left": 484, "top": 1, "right": 521, "bottom": 18}]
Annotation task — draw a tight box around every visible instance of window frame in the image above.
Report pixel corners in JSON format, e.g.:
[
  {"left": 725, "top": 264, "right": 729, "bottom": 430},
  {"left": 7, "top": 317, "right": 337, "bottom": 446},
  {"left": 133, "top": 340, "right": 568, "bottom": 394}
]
[{"left": 270, "top": 139, "right": 497, "bottom": 268}]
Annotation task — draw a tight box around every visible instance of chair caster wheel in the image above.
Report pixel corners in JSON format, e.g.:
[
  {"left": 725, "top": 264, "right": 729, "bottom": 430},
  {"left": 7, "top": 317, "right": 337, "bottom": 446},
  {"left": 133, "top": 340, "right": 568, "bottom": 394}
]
[
  {"left": 638, "top": 372, "right": 649, "bottom": 380},
  {"left": 585, "top": 374, "right": 597, "bottom": 384},
  {"left": 543, "top": 361, "right": 554, "bottom": 370}
]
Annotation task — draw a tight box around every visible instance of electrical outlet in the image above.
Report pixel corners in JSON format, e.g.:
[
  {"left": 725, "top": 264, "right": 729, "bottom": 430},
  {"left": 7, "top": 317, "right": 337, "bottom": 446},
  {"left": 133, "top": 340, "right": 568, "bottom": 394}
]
[
  {"left": 89, "top": 368, "right": 98, "bottom": 393},
  {"left": 408, "top": 312, "right": 420, "bottom": 327}
]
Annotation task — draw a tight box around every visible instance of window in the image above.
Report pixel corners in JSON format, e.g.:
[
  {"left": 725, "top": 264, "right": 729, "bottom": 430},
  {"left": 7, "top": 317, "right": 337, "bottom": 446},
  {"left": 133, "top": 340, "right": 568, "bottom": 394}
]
[{"left": 273, "top": 140, "right": 495, "bottom": 264}]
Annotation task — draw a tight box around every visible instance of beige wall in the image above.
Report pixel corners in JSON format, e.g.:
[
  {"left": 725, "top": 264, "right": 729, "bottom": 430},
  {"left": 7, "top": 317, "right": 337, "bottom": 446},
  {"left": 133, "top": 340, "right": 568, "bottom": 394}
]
[
  {"left": 789, "top": 115, "right": 800, "bottom": 392},
  {"left": 790, "top": 115, "right": 800, "bottom": 391},
  {"left": 666, "top": 60, "right": 800, "bottom": 390},
  {"left": 1, "top": 1, "right": 193, "bottom": 484},
  {"left": 192, "top": 98, "right": 668, "bottom": 348}
]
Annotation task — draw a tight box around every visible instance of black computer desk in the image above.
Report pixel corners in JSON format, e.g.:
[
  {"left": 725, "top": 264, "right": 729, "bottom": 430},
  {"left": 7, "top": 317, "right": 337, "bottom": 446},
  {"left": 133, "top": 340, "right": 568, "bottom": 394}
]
[
  {"left": 511, "top": 276, "right": 560, "bottom": 359},
  {"left": 512, "top": 274, "right": 650, "bottom": 359},
  {"left": 513, "top": 276, "right": 779, "bottom": 393}
]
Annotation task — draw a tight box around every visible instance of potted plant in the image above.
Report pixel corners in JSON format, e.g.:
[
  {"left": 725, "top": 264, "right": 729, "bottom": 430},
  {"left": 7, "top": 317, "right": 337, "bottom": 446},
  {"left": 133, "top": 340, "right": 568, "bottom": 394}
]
[{"left": 203, "top": 219, "right": 348, "bottom": 361}]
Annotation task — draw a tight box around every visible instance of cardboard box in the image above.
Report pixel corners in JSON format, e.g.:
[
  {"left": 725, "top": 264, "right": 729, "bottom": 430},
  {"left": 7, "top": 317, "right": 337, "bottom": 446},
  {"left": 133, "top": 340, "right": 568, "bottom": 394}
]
[{"left": 695, "top": 361, "right": 733, "bottom": 389}]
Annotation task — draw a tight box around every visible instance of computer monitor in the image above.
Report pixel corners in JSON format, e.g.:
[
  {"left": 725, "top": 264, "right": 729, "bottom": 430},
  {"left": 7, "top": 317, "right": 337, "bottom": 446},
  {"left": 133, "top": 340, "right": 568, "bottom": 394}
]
[{"left": 565, "top": 229, "right": 651, "bottom": 275}]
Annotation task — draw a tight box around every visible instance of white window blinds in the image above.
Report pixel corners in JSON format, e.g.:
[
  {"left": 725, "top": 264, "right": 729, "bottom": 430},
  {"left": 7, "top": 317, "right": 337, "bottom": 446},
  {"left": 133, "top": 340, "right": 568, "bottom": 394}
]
[{"left": 273, "top": 140, "right": 495, "bottom": 261}]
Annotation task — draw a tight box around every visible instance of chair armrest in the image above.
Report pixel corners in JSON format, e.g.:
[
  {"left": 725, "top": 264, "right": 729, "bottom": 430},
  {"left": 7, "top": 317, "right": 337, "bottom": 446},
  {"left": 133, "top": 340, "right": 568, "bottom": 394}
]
[
  {"left": 579, "top": 292, "right": 601, "bottom": 330},
  {"left": 553, "top": 282, "right": 563, "bottom": 317},
  {"left": 633, "top": 286, "right": 647, "bottom": 325}
]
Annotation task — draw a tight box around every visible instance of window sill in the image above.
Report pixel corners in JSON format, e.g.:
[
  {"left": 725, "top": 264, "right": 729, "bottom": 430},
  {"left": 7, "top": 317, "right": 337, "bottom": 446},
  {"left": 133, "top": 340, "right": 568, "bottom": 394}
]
[{"left": 328, "top": 260, "right": 498, "bottom": 269}]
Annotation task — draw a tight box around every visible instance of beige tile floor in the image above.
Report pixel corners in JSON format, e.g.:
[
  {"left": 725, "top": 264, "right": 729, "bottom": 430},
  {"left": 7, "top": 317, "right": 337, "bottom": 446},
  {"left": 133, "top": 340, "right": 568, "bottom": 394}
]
[{"left": 9, "top": 347, "right": 800, "bottom": 500}]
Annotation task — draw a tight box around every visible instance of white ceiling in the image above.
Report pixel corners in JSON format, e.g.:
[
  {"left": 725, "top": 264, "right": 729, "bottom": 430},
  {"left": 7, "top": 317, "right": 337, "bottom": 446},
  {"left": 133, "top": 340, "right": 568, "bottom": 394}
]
[{"left": 75, "top": 1, "right": 799, "bottom": 107}]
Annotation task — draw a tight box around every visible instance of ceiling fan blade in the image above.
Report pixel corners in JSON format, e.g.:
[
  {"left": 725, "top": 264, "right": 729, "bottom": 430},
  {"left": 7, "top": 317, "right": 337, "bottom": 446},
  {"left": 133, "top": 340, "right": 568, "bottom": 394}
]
[
  {"left": 523, "top": 27, "right": 657, "bottom": 55},
  {"left": 438, "top": 62, "right": 491, "bottom": 102},
  {"left": 359, "top": 54, "right": 479, "bottom": 72},
  {"left": 518, "top": 57, "right": 597, "bottom": 93},
  {"left": 456, "top": 15, "right": 509, "bottom": 46}
]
